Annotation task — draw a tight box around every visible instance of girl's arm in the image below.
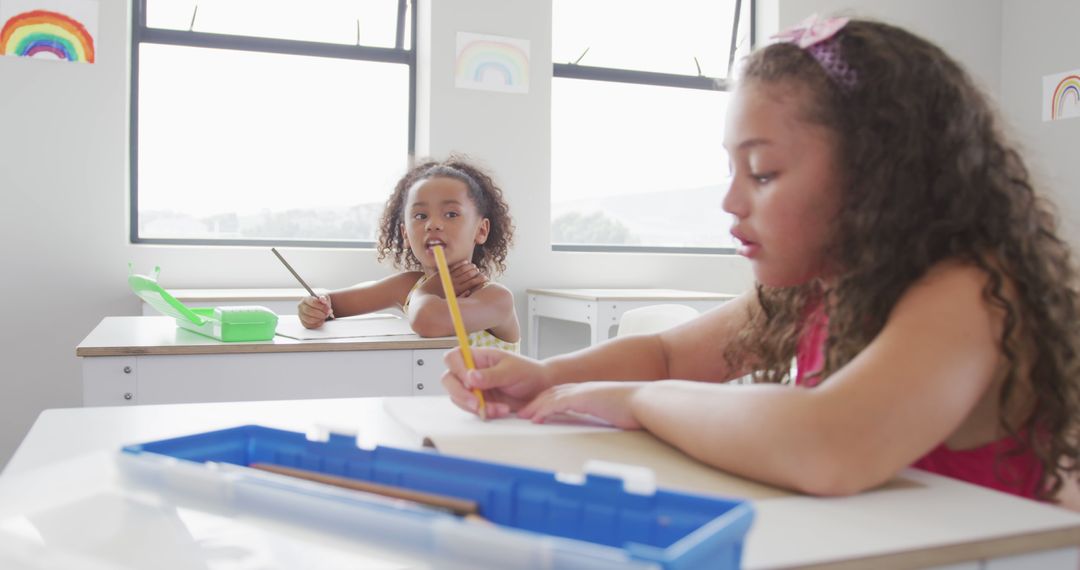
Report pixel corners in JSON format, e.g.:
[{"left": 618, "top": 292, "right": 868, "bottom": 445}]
[
  {"left": 441, "top": 290, "right": 760, "bottom": 419},
  {"left": 407, "top": 282, "right": 519, "bottom": 340},
  {"left": 544, "top": 289, "right": 760, "bottom": 385},
  {"left": 322, "top": 272, "right": 421, "bottom": 319},
  {"left": 626, "top": 262, "right": 1003, "bottom": 496}
]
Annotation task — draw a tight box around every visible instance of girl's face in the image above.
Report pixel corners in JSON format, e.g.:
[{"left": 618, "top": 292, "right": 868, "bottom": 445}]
[
  {"left": 401, "top": 176, "right": 490, "bottom": 271},
  {"left": 722, "top": 80, "right": 843, "bottom": 287}
]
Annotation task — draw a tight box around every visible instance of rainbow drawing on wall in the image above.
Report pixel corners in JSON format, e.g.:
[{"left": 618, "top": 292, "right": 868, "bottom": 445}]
[
  {"left": 1051, "top": 75, "right": 1080, "bottom": 120},
  {"left": 0, "top": 0, "right": 98, "bottom": 64},
  {"left": 1043, "top": 69, "right": 1080, "bottom": 122},
  {"left": 455, "top": 32, "right": 530, "bottom": 94}
]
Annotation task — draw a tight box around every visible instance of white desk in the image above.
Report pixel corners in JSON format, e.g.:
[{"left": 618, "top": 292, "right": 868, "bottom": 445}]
[
  {"left": 526, "top": 288, "right": 734, "bottom": 357},
  {"left": 3, "top": 398, "right": 1079, "bottom": 569},
  {"left": 76, "top": 316, "right": 455, "bottom": 406}
]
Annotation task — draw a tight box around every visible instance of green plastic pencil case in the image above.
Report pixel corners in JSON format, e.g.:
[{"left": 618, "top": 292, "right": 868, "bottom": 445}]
[{"left": 129, "top": 271, "right": 279, "bottom": 342}]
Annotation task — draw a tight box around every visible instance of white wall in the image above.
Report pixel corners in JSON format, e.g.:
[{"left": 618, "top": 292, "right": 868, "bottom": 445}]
[
  {"left": 769, "top": 0, "right": 1003, "bottom": 98},
  {"left": 1000, "top": 0, "right": 1080, "bottom": 245},
  {"left": 0, "top": 0, "right": 754, "bottom": 469}
]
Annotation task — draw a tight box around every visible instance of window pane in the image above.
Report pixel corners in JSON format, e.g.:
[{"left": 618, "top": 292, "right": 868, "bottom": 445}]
[
  {"left": 146, "top": 0, "right": 406, "bottom": 49},
  {"left": 551, "top": 78, "right": 735, "bottom": 249},
  {"left": 137, "top": 44, "right": 409, "bottom": 242},
  {"left": 553, "top": 0, "right": 746, "bottom": 78}
]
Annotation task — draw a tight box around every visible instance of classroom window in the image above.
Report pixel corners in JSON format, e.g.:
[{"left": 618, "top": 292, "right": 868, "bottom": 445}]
[
  {"left": 131, "top": 0, "right": 414, "bottom": 247},
  {"left": 551, "top": 0, "right": 753, "bottom": 253}
]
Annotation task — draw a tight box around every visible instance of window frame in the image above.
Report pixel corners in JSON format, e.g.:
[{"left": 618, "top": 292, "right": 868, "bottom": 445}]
[
  {"left": 129, "top": 0, "right": 416, "bottom": 248},
  {"left": 550, "top": 0, "right": 754, "bottom": 254}
]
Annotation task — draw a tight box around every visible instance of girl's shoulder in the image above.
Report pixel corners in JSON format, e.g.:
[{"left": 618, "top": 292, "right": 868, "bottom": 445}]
[
  {"left": 383, "top": 271, "right": 427, "bottom": 306},
  {"left": 472, "top": 280, "right": 515, "bottom": 301},
  {"left": 387, "top": 270, "right": 426, "bottom": 288},
  {"left": 906, "top": 257, "right": 1015, "bottom": 305},
  {"left": 885, "top": 258, "right": 1018, "bottom": 354}
]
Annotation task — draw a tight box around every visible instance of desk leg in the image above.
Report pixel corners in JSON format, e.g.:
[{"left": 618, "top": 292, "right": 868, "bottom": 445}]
[
  {"left": 599, "top": 303, "right": 621, "bottom": 343},
  {"left": 527, "top": 295, "right": 540, "bottom": 358},
  {"left": 587, "top": 302, "right": 604, "bottom": 346}
]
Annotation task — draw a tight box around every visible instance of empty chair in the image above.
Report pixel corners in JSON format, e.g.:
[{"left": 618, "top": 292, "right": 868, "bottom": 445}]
[{"left": 616, "top": 304, "right": 700, "bottom": 337}]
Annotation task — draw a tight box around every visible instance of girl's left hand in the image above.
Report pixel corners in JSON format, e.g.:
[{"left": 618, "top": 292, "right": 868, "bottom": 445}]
[
  {"left": 448, "top": 260, "right": 488, "bottom": 297},
  {"left": 517, "top": 382, "right": 646, "bottom": 430}
]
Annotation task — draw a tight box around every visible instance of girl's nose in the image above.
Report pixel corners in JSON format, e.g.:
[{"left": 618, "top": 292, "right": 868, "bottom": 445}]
[{"left": 721, "top": 177, "right": 747, "bottom": 218}]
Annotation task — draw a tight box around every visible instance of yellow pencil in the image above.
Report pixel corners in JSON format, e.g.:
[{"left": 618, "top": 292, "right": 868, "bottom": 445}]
[{"left": 432, "top": 245, "right": 487, "bottom": 420}]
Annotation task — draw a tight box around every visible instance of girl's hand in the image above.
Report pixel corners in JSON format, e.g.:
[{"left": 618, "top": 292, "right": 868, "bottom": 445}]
[
  {"left": 442, "top": 347, "right": 554, "bottom": 419},
  {"left": 298, "top": 295, "right": 333, "bottom": 329},
  {"left": 518, "top": 382, "right": 646, "bottom": 430},
  {"left": 448, "top": 260, "right": 488, "bottom": 297}
]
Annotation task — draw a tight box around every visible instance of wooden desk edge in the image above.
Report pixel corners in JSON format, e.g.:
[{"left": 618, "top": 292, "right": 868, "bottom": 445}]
[
  {"left": 791, "top": 526, "right": 1080, "bottom": 570},
  {"left": 76, "top": 337, "right": 458, "bottom": 357}
]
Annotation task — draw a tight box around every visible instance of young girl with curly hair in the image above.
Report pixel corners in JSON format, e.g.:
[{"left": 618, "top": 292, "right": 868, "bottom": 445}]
[
  {"left": 442, "top": 17, "right": 1080, "bottom": 507},
  {"left": 299, "top": 157, "right": 519, "bottom": 350}
]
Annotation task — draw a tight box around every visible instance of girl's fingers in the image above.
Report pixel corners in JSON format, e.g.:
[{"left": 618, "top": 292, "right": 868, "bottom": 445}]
[
  {"left": 517, "top": 388, "right": 553, "bottom": 420},
  {"left": 525, "top": 397, "right": 560, "bottom": 424},
  {"left": 448, "top": 263, "right": 485, "bottom": 295},
  {"left": 449, "top": 263, "right": 469, "bottom": 278},
  {"left": 443, "top": 346, "right": 466, "bottom": 374},
  {"left": 487, "top": 401, "right": 512, "bottom": 418},
  {"left": 452, "top": 274, "right": 485, "bottom": 296},
  {"left": 298, "top": 302, "right": 325, "bottom": 328},
  {"left": 441, "top": 370, "right": 478, "bottom": 413},
  {"left": 441, "top": 369, "right": 516, "bottom": 419}
]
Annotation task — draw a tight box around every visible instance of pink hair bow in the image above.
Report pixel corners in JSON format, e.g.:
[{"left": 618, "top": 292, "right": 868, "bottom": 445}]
[
  {"left": 769, "top": 14, "right": 857, "bottom": 90},
  {"left": 771, "top": 14, "right": 850, "bottom": 48}
]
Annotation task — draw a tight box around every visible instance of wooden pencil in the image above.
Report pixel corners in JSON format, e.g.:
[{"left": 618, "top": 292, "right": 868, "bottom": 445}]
[
  {"left": 249, "top": 462, "right": 479, "bottom": 517},
  {"left": 431, "top": 245, "right": 487, "bottom": 420}
]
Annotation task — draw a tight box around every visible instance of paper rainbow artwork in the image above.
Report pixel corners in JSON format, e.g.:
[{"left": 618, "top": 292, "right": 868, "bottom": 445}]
[
  {"left": 1050, "top": 75, "right": 1080, "bottom": 121},
  {"left": 455, "top": 32, "right": 530, "bottom": 94},
  {"left": 1, "top": 9, "right": 95, "bottom": 63}
]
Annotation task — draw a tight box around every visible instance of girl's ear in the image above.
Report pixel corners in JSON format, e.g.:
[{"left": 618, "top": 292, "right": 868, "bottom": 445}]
[
  {"left": 475, "top": 218, "right": 491, "bottom": 245},
  {"left": 400, "top": 222, "right": 409, "bottom": 246}
]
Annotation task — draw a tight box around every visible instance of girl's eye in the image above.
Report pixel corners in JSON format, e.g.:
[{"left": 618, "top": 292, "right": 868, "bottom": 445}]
[
  {"left": 412, "top": 213, "right": 427, "bottom": 221},
  {"left": 446, "top": 211, "right": 460, "bottom": 219},
  {"left": 750, "top": 172, "right": 776, "bottom": 184}
]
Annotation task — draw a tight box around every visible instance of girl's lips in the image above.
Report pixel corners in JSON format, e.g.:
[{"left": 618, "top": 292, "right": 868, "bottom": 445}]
[
  {"left": 736, "top": 242, "right": 761, "bottom": 258},
  {"left": 731, "top": 230, "right": 760, "bottom": 258}
]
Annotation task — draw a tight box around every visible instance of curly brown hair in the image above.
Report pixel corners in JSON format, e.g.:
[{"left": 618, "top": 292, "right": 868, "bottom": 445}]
[
  {"left": 724, "top": 20, "right": 1080, "bottom": 500},
  {"left": 376, "top": 156, "right": 514, "bottom": 275}
]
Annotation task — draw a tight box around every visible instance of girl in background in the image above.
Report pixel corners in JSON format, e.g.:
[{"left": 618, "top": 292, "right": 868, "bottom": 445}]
[{"left": 300, "top": 157, "right": 519, "bottom": 350}]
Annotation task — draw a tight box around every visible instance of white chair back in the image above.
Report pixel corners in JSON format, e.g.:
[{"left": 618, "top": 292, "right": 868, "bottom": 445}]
[{"left": 616, "top": 304, "right": 700, "bottom": 337}]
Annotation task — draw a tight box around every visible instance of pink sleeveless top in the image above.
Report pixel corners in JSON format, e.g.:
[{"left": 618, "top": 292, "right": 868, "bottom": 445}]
[{"left": 795, "top": 303, "right": 1043, "bottom": 499}]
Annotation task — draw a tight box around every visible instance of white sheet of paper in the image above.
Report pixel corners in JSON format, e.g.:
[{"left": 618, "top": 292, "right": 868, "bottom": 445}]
[
  {"left": 383, "top": 396, "right": 618, "bottom": 438},
  {"left": 275, "top": 314, "right": 416, "bottom": 340}
]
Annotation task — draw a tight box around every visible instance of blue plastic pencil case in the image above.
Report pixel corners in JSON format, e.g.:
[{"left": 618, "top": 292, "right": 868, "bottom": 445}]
[{"left": 120, "top": 425, "right": 754, "bottom": 570}]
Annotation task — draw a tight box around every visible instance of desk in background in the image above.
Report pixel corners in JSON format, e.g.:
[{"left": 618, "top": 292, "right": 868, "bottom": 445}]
[
  {"left": 526, "top": 288, "right": 734, "bottom": 357},
  {"left": 3, "top": 397, "right": 1078, "bottom": 569},
  {"left": 138, "top": 287, "right": 314, "bottom": 316},
  {"left": 76, "top": 316, "right": 454, "bottom": 406}
]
